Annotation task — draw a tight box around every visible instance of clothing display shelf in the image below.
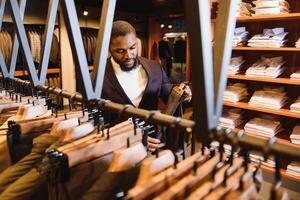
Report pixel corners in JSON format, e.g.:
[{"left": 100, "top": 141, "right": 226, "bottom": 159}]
[
  {"left": 224, "top": 101, "right": 300, "bottom": 119},
  {"left": 212, "top": 13, "right": 300, "bottom": 23},
  {"left": 228, "top": 74, "right": 300, "bottom": 85},
  {"left": 224, "top": 0, "right": 300, "bottom": 184},
  {"left": 0, "top": 69, "right": 61, "bottom": 77},
  {"left": 0, "top": 22, "right": 61, "bottom": 78},
  {"left": 233, "top": 47, "right": 300, "bottom": 51}
]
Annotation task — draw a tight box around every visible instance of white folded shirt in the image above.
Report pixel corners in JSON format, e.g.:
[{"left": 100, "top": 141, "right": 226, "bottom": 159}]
[{"left": 245, "top": 117, "right": 282, "bottom": 136}]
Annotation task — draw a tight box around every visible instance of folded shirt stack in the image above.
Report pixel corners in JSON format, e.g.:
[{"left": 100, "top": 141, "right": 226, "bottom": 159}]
[
  {"left": 220, "top": 108, "right": 243, "bottom": 129},
  {"left": 252, "top": 0, "right": 290, "bottom": 16},
  {"left": 228, "top": 56, "right": 245, "bottom": 75},
  {"left": 248, "top": 28, "right": 288, "bottom": 48},
  {"left": 290, "top": 125, "right": 300, "bottom": 145},
  {"left": 237, "top": 0, "right": 253, "bottom": 16},
  {"left": 210, "top": 141, "right": 238, "bottom": 156},
  {"left": 295, "top": 38, "right": 300, "bottom": 48},
  {"left": 286, "top": 161, "right": 300, "bottom": 177},
  {"left": 244, "top": 114, "right": 282, "bottom": 138},
  {"left": 233, "top": 27, "right": 249, "bottom": 47},
  {"left": 250, "top": 153, "right": 276, "bottom": 168},
  {"left": 290, "top": 70, "right": 300, "bottom": 80},
  {"left": 223, "top": 83, "right": 248, "bottom": 103},
  {"left": 245, "top": 55, "right": 285, "bottom": 78},
  {"left": 249, "top": 87, "right": 288, "bottom": 109},
  {"left": 290, "top": 97, "right": 300, "bottom": 114}
]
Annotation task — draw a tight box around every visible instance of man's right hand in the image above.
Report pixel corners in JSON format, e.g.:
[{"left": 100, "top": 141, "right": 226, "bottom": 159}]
[{"left": 148, "top": 136, "right": 160, "bottom": 152}]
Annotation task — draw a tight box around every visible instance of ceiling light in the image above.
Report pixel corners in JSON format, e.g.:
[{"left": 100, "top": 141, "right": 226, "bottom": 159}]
[
  {"left": 83, "top": 10, "right": 88, "bottom": 16},
  {"left": 168, "top": 25, "right": 172, "bottom": 29},
  {"left": 160, "top": 24, "right": 165, "bottom": 28}
]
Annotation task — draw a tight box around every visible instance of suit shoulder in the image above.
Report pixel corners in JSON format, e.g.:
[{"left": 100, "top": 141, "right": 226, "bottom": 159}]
[{"left": 139, "top": 57, "right": 160, "bottom": 68}]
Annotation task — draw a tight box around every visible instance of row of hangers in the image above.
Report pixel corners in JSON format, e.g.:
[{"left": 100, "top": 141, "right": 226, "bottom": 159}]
[
  {"left": 2, "top": 77, "right": 300, "bottom": 199},
  {"left": 125, "top": 127, "right": 297, "bottom": 200}
]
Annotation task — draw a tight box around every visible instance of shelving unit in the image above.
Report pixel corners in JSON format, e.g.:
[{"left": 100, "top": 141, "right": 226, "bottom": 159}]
[
  {"left": 223, "top": 0, "right": 300, "bottom": 183},
  {"left": 224, "top": 101, "right": 300, "bottom": 119},
  {"left": 261, "top": 165, "right": 300, "bottom": 183},
  {"left": 228, "top": 74, "right": 300, "bottom": 85},
  {"left": 15, "top": 69, "right": 60, "bottom": 77},
  {"left": 212, "top": 13, "right": 300, "bottom": 23},
  {"left": 232, "top": 47, "right": 300, "bottom": 51},
  {"left": 0, "top": 68, "right": 61, "bottom": 77}
]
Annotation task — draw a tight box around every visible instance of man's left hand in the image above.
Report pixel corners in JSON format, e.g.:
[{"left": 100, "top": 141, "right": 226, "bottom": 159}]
[{"left": 179, "top": 83, "right": 192, "bottom": 103}]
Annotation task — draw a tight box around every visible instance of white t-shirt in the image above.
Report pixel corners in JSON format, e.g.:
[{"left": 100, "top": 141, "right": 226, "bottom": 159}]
[{"left": 111, "top": 57, "right": 148, "bottom": 107}]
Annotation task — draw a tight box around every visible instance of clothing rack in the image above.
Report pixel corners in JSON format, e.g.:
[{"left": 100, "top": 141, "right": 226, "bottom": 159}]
[
  {"left": 3, "top": 77, "right": 300, "bottom": 163},
  {"left": 1, "top": 77, "right": 195, "bottom": 130}
]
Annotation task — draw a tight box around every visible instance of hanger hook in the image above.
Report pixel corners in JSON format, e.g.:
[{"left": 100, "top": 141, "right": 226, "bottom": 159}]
[
  {"left": 118, "top": 104, "right": 133, "bottom": 120},
  {"left": 127, "top": 137, "right": 130, "bottom": 148},
  {"left": 145, "top": 110, "right": 160, "bottom": 124}
]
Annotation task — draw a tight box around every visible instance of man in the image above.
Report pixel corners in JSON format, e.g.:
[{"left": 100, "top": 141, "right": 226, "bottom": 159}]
[{"left": 101, "top": 20, "right": 192, "bottom": 152}]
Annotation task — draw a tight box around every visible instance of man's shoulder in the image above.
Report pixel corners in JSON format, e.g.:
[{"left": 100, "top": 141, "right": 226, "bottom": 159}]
[{"left": 138, "top": 56, "right": 160, "bottom": 68}]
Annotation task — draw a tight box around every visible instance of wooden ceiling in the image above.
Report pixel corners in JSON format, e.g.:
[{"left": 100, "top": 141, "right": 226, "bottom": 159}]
[{"left": 76, "top": 0, "right": 184, "bottom": 14}]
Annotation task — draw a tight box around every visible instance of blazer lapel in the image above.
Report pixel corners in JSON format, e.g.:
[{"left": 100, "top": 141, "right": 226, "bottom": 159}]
[
  {"left": 138, "top": 57, "right": 151, "bottom": 107},
  {"left": 106, "top": 59, "right": 133, "bottom": 105}
]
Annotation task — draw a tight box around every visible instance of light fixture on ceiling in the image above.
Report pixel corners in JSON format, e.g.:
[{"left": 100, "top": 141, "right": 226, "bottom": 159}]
[
  {"left": 160, "top": 24, "right": 165, "bottom": 28},
  {"left": 83, "top": 10, "right": 88, "bottom": 16},
  {"left": 168, "top": 25, "right": 172, "bottom": 29}
]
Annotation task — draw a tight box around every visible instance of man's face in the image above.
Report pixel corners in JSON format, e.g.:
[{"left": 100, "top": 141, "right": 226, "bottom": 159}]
[{"left": 110, "top": 32, "right": 138, "bottom": 71}]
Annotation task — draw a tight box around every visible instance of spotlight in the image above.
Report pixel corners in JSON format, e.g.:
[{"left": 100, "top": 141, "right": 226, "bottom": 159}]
[
  {"left": 160, "top": 24, "right": 165, "bottom": 28},
  {"left": 168, "top": 25, "right": 172, "bottom": 29},
  {"left": 83, "top": 10, "right": 88, "bottom": 16}
]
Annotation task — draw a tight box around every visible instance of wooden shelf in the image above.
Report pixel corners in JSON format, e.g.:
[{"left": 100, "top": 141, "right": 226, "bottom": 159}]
[
  {"left": 223, "top": 101, "right": 300, "bottom": 119},
  {"left": 10, "top": 69, "right": 60, "bottom": 77},
  {"left": 233, "top": 47, "right": 300, "bottom": 51},
  {"left": 237, "top": 13, "right": 300, "bottom": 23},
  {"left": 16, "top": 68, "right": 60, "bottom": 77},
  {"left": 212, "top": 13, "right": 300, "bottom": 23},
  {"left": 261, "top": 165, "right": 300, "bottom": 183},
  {"left": 228, "top": 74, "right": 300, "bottom": 85}
]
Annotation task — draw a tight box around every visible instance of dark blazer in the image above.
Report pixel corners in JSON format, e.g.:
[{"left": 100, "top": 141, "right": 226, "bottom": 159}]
[
  {"left": 101, "top": 57, "right": 173, "bottom": 111},
  {"left": 158, "top": 40, "right": 174, "bottom": 59}
]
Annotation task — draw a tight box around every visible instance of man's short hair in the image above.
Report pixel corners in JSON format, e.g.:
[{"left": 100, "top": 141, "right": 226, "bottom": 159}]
[{"left": 111, "top": 20, "right": 136, "bottom": 41}]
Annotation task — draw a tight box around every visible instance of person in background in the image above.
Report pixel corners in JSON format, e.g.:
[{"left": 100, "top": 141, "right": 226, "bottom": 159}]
[{"left": 99, "top": 20, "right": 192, "bottom": 152}]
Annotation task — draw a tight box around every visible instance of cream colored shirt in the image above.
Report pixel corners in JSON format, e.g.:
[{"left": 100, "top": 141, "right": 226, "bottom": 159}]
[{"left": 111, "top": 57, "right": 148, "bottom": 107}]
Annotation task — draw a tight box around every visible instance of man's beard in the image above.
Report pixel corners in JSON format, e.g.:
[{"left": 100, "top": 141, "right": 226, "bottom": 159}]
[{"left": 119, "top": 58, "right": 139, "bottom": 72}]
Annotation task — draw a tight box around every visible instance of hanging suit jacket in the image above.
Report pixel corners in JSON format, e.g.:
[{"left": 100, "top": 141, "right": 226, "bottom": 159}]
[
  {"left": 159, "top": 40, "right": 174, "bottom": 59},
  {"left": 101, "top": 56, "right": 173, "bottom": 111}
]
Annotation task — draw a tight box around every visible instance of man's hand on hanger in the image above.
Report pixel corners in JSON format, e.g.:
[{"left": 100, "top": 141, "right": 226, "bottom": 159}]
[
  {"left": 179, "top": 83, "right": 192, "bottom": 103},
  {"left": 148, "top": 136, "right": 160, "bottom": 152}
]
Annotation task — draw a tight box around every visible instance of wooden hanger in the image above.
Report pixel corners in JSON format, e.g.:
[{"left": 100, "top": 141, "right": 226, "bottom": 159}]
[
  {"left": 224, "top": 162, "right": 262, "bottom": 200},
  {"left": 224, "top": 178, "right": 260, "bottom": 200},
  {"left": 61, "top": 122, "right": 95, "bottom": 141},
  {"left": 153, "top": 153, "right": 234, "bottom": 200},
  {"left": 127, "top": 151, "right": 208, "bottom": 200},
  {"left": 58, "top": 120, "right": 133, "bottom": 153},
  {"left": 108, "top": 142, "right": 147, "bottom": 172},
  {"left": 203, "top": 164, "right": 254, "bottom": 200},
  {"left": 184, "top": 157, "right": 244, "bottom": 200},
  {"left": 50, "top": 115, "right": 87, "bottom": 136},
  {"left": 17, "top": 104, "right": 51, "bottom": 121},
  {"left": 0, "top": 102, "right": 24, "bottom": 114},
  {"left": 135, "top": 150, "right": 175, "bottom": 185},
  {"left": 17, "top": 111, "right": 85, "bottom": 134},
  {"left": 58, "top": 126, "right": 142, "bottom": 167}
]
